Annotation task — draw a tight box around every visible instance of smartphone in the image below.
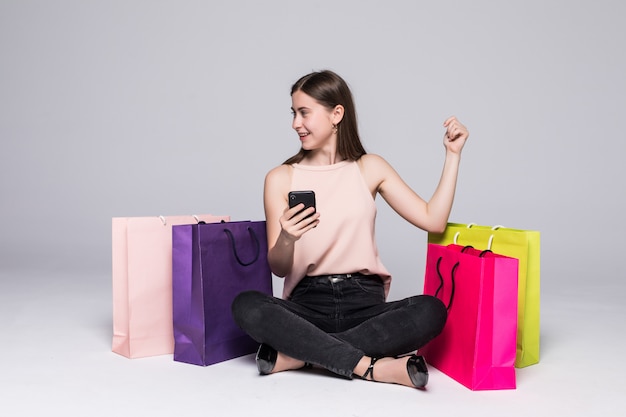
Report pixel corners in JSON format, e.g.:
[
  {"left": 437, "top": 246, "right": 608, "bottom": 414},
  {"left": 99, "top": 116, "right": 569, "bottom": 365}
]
[{"left": 288, "top": 190, "right": 316, "bottom": 219}]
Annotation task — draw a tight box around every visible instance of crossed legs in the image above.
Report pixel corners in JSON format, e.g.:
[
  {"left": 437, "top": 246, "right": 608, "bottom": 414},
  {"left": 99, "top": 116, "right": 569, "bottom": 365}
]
[{"left": 231, "top": 288, "right": 446, "bottom": 385}]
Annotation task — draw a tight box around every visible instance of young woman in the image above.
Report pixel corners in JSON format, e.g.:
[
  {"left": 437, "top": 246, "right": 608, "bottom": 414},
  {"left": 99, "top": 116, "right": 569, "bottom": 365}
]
[{"left": 232, "top": 70, "right": 469, "bottom": 389}]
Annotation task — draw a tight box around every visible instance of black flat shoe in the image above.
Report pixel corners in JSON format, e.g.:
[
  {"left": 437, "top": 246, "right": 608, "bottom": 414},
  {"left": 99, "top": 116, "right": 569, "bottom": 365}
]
[
  {"left": 256, "top": 343, "right": 277, "bottom": 375},
  {"left": 406, "top": 354, "right": 429, "bottom": 388}
]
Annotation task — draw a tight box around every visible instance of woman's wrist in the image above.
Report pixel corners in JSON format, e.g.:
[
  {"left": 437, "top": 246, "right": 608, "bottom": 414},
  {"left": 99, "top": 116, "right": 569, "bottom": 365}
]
[
  {"left": 268, "top": 232, "right": 296, "bottom": 277},
  {"left": 444, "top": 150, "right": 462, "bottom": 164}
]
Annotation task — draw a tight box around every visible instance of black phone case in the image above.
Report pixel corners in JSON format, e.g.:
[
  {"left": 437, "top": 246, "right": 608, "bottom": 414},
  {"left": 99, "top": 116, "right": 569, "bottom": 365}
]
[{"left": 288, "top": 190, "right": 316, "bottom": 213}]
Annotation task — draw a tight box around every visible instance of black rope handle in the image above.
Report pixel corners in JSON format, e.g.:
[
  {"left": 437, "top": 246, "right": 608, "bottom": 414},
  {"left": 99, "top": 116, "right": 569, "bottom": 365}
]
[
  {"left": 461, "top": 244, "right": 492, "bottom": 258},
  {"left": 461, "top": 245, "right": 492, "bottom": 258},
  {"left": 435, "top": 257, "right": 458, "bottom": 312},
  {"left": 223, "top": 227, "right": 260, "bottom": 267}
]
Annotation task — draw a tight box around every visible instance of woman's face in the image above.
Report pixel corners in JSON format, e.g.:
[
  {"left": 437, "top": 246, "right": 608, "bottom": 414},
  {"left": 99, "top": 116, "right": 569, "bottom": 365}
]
[{"left": 291, "top": 90, "right": 337, "bottom": 152}]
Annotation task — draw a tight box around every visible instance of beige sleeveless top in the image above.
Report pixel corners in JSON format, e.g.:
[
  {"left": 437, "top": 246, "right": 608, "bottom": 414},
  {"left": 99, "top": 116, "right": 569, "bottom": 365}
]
[{"left": 283, "top": 160, "right": 391, "bottom": 298}]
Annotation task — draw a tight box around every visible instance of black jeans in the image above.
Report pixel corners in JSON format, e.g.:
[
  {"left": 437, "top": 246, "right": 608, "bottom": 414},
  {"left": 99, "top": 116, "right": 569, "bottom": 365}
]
[{"left": 231, "top": 274, "right": 447, "bottom": 379}]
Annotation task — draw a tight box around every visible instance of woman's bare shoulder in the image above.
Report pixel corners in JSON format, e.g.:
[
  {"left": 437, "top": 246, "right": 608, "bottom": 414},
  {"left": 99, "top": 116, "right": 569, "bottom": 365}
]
[
  {"left": 357, "top": 154, "right": 397, "bottom": 195},
  {"left": 266, "top": 163, "right": 291, "bottom": 179},
  {"left": 358, "top": 153, "right": 394, "bottom": 172},
  {"left": 264, "top": 163, "right": 292, "bottom": 189}
]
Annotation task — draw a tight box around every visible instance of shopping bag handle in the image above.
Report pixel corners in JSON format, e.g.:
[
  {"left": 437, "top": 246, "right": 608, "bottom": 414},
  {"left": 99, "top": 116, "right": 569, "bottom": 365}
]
[
  {"left": 453, "top": 224, "right": 504, "bottom": 250},
  {"left": 223, "top": 227, "right": 260, "bottom": 267},
  {"left": 435, "top": 257, "right": 458, "bottom": 312},
  {"left": 433, "top": 246, "right": 489, "bottom": 311},
  {"left": 461, "top": 245, "right": 492, "bottom": 258}
]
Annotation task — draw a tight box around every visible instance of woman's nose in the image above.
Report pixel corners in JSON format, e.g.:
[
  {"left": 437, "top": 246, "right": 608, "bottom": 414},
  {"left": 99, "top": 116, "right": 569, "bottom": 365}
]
[{"left": 292, "top": 115, "right": 301, "bottom": 129}]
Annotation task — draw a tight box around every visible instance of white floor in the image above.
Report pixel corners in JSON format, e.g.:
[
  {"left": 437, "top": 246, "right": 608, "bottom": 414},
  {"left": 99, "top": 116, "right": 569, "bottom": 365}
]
[{"left": 1, "top": 268, "right": 624, "bottom": 417}]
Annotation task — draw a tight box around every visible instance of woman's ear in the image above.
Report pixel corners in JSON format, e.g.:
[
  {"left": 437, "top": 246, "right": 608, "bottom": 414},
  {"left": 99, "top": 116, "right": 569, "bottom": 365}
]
[{"left": 332, "top": 105, "right": 345, "bottom": 124}]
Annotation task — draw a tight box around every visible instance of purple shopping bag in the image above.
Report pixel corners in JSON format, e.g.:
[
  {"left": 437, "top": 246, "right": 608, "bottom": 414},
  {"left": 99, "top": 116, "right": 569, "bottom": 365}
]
[{"left": 172, "top": 220, "right": 273, "bottom": 366}]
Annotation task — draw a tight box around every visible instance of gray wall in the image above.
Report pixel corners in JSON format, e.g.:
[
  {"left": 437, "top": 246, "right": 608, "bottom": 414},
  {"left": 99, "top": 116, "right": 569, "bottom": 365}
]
[{"left": 1, "top": 0, "right": 624, "bottom": 300}]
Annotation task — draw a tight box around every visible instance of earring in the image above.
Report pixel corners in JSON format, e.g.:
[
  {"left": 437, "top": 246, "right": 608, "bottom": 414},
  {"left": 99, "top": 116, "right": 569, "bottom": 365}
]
[{"left": 332, "top": 123, "right": 338, "bottom": 132}]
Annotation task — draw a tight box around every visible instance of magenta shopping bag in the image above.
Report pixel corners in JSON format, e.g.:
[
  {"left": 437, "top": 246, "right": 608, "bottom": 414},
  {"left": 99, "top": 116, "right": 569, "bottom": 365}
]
[
  {"left": 421, "top": 244, "right": 519, "bottom": 390},
  {"left": 172, "top": 220, "right": 273, "bottom": 366},
  {"left": 112, "top": 214, "right": 229, "bottom": 359}
]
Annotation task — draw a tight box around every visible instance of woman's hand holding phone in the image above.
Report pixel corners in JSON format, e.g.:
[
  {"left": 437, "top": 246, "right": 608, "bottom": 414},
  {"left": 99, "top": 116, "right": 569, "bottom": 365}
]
[{"left": 279, "top": 191, "right": 319, "bottom": 241}]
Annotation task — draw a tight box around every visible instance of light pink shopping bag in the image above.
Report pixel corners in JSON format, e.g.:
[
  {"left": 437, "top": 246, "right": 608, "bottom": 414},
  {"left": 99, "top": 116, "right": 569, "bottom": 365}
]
[
  {"left": 112, "top": 214, "right": 229, "bottom": 358},
  {"left": 421, "top": 244, "right": 519, "bottom": 390}
]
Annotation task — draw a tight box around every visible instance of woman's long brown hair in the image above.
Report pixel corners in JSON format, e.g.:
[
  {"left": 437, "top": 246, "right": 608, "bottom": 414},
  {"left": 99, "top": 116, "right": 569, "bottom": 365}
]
[{"left": 283, "top": 70, "right": 366, "bottom": 165}]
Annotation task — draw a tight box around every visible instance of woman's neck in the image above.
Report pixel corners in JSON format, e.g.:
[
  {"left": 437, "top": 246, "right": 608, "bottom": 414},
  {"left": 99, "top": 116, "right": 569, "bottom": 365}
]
[{"left": 300, "top": 148, "right": 345, "bottom": 166}]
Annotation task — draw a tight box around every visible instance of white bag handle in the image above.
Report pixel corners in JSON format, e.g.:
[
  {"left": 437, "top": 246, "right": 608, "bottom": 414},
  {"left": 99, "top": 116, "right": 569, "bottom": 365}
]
[
  {"left": 453, "top": 223, "right": 505, "bottom": 249},
  {"left": 487, "top": 225, "right": 504, "bottom": 250},
  {"left": 158, "top": 215, "right": 204, "bottom": 226}
]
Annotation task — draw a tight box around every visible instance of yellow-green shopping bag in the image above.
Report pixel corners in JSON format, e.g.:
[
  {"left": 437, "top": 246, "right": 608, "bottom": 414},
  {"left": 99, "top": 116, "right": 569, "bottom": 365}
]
[{"left": 428, "top": 223, "right": 540, "bottom": 368}]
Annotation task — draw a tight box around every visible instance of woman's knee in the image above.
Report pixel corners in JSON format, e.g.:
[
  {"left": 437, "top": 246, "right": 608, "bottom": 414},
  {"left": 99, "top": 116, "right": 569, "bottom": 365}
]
[
  {"left": 410, "top": 294, "right": 448, "bottom": 333},
  {"left": 427, "top": 295, "right": 448, "bottom": 324},
  {"left": 231, "top": 290, "right": 272, "bottom": 329}
]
